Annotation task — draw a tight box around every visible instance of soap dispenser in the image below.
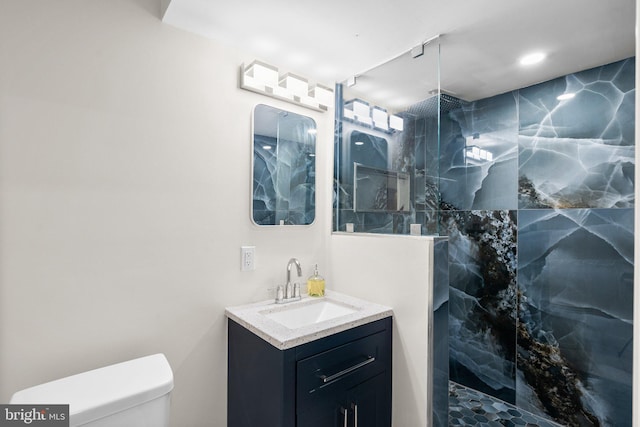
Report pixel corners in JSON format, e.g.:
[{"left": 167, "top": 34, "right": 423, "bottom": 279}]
[{"left": 307, "top": 264, "right": 325, "bottom": 297}]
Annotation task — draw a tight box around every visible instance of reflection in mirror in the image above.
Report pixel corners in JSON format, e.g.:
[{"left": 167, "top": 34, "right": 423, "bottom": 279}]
[
  {"left": 354, "top": 164, "right": 410, "bottom": 212},
  {"left": 252, "top": 104, "right": 316, "bottom": 226},
  {"left": 334, "top": 40, "right": 440, "bottom": 235}
]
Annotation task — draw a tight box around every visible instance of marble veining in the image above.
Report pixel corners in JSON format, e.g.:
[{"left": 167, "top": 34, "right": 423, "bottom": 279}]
[
  {"left": 439, "top": 92, "right": 519, "bottom": 211},
  {"left": 225, "top": 290, "right": 393, "bottom": 350},
  {"left": 442, "top": 209, "right": 518, "bottom": 403},
  {"left": 519, "top": 58, "right": 635, "bottom": 209},
  {"left": 517, "top": 208, "right": 633, "bottom": 426}
]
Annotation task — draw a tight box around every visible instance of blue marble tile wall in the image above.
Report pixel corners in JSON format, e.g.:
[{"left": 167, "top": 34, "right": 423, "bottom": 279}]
[
  {"left": 442, "top": 209, "right": 518, "bottom": 403},
  {"left": 440, "top": 92, "right": 519, "bottom": 211},
  {"left": 517, "top": 208, "right": 633, "bottom": 426},
  {"left": 519, "top": 60, "right": 635, "bottom": 209},
  {"left": 432, "top": 237, "right": 450, "bottom": 427},
  {"left": 442, "top": 58, "right": 635, "bottom": 426}
]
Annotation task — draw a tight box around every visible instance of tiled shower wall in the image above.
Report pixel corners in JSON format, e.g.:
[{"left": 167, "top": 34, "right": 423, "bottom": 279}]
[
  {"left": 334, "top": 57, "right": 635, "bottom": 426},
  {"left": 442, "top": 58, "right": 635, "bottom": 426}
]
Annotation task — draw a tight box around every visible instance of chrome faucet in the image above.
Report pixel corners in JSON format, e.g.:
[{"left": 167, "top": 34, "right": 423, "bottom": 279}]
[
  {"left": 286, "top": 258, "right": 302, "bottom": 298},
  {"left": 276, "top": 258, "right": 302, "bottom": 303}
]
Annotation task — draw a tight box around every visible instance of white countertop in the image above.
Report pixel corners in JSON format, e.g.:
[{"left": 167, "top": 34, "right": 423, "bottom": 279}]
[{"left": 225, "top": 290, "right": 393, "bottom": 350}]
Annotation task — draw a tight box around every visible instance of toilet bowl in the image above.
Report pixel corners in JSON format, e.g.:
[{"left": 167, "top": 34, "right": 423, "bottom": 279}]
[{"left": 10, "top": 353, "right": 173, "bottom": 427}]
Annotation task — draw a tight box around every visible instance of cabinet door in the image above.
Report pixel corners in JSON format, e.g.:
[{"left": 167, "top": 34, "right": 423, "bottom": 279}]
[
  {"left": 297, "top": 374, "right": 390, "bottom": 427},
  {"left": 297, "top": 331, "right": 388, "bottom": 427},
  {"left": 348, "top": 373, "right": 391, "bottom": 427},
  {"left": 297, "top": 388, "right": 348, "bottom": 427}
]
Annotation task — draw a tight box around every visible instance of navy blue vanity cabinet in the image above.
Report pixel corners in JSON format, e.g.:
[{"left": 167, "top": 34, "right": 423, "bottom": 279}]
[{"left": 227, "top": 316, "right": 392, "bottom": 427}]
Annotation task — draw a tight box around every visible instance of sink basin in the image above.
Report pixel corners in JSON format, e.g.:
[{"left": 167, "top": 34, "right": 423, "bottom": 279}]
[{"left": 262, "top": 299, "right": 357, "bottom": 329}]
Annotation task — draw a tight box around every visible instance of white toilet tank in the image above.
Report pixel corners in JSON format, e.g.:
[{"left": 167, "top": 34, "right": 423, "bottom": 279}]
[{"left": 10, "top": 353, "right": 173, "bottom": 427}]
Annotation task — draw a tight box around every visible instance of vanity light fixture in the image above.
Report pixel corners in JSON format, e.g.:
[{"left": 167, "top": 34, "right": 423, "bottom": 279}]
[
  {"left": 280, "top": 72, "right": 308, "bottom": 97},
  {"left": 310, "top": 84, "right": 334, "bottom": 106},
  {"left": 465, "top": 145, "right": 493, "bottom": 162},
  {"left": 372, "top": 107, "right": 389, "bottom": 131},
  {"left": 240, "top": 60, "right": 334, "bottom": 112},
  {"left": 344, "top": 99, "right": 373, "bottom": 126},
  {"left": 389, "top": 114, "right": 404, "bottom": 131},
  {"left": 279, "top": 72, "right": 316, "bottom": 107},
  {"left": 343, "top": 98, "right": 404, "bottom": 134},
  {"left": 242, "top": 60, "right": 279, "bottom": 92},
  {"left": 353, "top": 100, "right": 370, "bottom": 118},
  {"left": 343, "top": 108, "right": 355, "bottom": 120}
]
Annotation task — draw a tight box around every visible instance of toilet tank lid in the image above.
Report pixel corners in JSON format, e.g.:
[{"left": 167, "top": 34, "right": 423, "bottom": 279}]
[{"left": 10, "top": 353, "right": 174, "bottom": 425}]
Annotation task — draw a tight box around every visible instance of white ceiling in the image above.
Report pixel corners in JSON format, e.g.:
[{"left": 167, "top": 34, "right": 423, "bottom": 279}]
[{"left": 162, "top": 0, "right": 635, "bottom": 102}]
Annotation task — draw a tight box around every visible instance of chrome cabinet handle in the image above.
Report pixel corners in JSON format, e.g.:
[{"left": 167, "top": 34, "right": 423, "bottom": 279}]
[
  {"left": 340, "top": 407, "right": 348, "bottom": 427},
  {"left": 319, "top": 356, "right": 376, "bottom": 384},
  {"left": 353, "top": 403, "right": 358, "bottom": 427}
]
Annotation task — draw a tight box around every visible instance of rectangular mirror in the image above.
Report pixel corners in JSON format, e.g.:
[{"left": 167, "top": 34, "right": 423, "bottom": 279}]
[{"left": 252, "top": 104, "right": 316, "bottom": 226}]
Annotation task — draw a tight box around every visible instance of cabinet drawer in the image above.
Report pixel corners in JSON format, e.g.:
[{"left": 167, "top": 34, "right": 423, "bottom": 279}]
[{"left": 297, "top": 330, "right": 388, "bottom": 407}]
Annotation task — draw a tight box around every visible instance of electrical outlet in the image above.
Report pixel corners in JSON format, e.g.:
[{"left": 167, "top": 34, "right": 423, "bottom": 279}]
[{"left": 241, "top": 246, "right": 255, "bottom": 271}]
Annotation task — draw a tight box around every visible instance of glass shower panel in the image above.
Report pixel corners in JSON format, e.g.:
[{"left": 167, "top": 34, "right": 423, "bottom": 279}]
[{"left": 333, "top": 39, "right": 441, "bottom": 235}]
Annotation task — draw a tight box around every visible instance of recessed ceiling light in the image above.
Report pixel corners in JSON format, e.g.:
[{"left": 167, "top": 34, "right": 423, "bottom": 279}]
[
  {"left": 520, "top": 52, "right": 546, "bottom": 66},
  {"left": 263, "top": 145, "right": 272, "bottom": 150},
  {"left": 354, "top": 141, "right": 365, "bottom": 146},
  {"left": 557, "top": 93, "right": 576, "bottom": 101}
]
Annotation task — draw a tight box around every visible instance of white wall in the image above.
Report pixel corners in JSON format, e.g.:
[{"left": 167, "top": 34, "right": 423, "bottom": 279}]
[
  {"left": 330, "top": 233, "right": 434, "bottom": 427},
  {"left": 0, "top": 0, "right": 332, "bottom": 425}
]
